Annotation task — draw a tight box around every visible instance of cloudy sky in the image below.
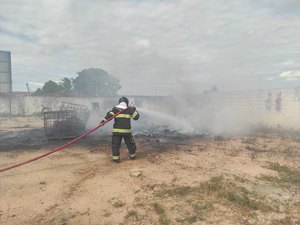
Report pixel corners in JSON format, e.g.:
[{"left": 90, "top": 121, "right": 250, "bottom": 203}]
[{"left": 1, "top": 0, "right": 300, "bottom": 95}]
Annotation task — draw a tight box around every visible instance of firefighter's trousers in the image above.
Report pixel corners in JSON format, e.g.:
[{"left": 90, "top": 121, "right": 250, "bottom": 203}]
[{"left": 112, "top": 133, "right": 136, "bottom": 158}]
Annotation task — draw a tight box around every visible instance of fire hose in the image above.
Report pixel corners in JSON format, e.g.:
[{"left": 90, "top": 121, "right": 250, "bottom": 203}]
[{"left": 0, "top": 109, "right": 126, "bottom": 173}]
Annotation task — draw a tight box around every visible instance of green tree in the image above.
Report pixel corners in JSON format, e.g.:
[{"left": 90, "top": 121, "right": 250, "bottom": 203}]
[
  {"left": 73, "top": 68, "right": 121, "bottom": 97},
  {"left": 33, "top": 78, "right": 74, "bottom": 96},
  {"left": 41, "top": 80, "right": 61, "bottom": 95},
  {"left": 59, "top": 77, "right": 72, "bottom": 91},
  {"left": 33, "top": 88, "right": 42, "bottom": 96}
]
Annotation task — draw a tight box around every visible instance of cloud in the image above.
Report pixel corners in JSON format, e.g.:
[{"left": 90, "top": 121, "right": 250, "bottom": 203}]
[
  {"left": 0, "top": 27, "right": 38, "bottom": 43},
  {"left": 1, "top": 0, "right": 300, "bottom": 93},
  {"left": 279, "top": 71, "right": 300, "bottom": 80},
  {"left": 27, "top": 82, "right": 44, "bottom": 86},
  {"left": 135, "top": 39, "right": 150, "bottom": 49}
]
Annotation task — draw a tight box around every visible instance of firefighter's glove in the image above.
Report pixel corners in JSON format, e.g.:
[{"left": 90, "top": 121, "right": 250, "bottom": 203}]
[
  {"left": 100, "top": 119, "right": 106, "bottom": 124},
  {"left": 131, "top": 106, "right": 136, "bottom": 111}
]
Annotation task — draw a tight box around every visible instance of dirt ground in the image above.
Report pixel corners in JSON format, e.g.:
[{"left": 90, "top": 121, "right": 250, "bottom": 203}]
[{"left": 0, "top": 117, "right": 299, "bottom": 225}]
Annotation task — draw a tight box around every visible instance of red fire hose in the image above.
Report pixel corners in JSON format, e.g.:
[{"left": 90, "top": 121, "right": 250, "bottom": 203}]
[{"left": 0, "top": 109, "right": 125, "bottom": 173}]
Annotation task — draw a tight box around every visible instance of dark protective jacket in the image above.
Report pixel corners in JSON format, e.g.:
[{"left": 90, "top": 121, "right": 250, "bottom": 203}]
[{"left": 104, "top": 106, "right": 139, "bottom": 135}]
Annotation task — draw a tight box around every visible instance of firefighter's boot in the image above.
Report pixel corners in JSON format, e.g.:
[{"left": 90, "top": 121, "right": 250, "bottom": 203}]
[
  {"left": 130, "top": 154, "right": 136, "bottom": 160},
  {"left": 112, "top": 155, "right": 120, "bottom": 163}
]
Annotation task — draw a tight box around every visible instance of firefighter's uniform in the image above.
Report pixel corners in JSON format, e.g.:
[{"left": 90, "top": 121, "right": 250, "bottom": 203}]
[{"left": 103, "top": 98, "right": 139, "bottom": 162}]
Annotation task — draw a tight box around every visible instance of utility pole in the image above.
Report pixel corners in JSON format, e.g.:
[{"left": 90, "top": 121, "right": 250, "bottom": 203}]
[{"left": 26, "top": 83, "right": 31, "bottom": 96}]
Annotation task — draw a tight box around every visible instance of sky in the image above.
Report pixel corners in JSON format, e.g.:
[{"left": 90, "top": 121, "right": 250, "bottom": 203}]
[{"left": 1, "top": 0, "right": 300, "bottom": 95}]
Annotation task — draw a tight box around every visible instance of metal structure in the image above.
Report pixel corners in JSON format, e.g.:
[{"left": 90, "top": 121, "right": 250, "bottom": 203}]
[
  {"left": 44, "top": 102, "right": 90, "bottom": 140},
  {"left": 0, "top": 51, "right": 12, "bottom": 117}
]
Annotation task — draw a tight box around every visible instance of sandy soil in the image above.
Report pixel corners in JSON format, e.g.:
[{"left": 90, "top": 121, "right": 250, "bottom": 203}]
[{"left": 0, "top": 117, "right": 299, "bottom": 225}]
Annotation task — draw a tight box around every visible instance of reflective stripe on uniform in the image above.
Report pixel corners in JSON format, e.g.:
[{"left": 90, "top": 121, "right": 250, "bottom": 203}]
[
  {"left": 112, "top": 155, "right": 120, "bottom": 160},
  {"left": 132, "top": 111, "right": 138, "bottom": 118},
  {"left": 116, "top": 114, "right": 131, "bottom": 118},
  {"left": 130, "top": 153, "right": 136, "bottom": 157},
  {"left": 109, "top": 112, "right": 115, "bottom": 115},
  {"left": 112, "top": 128, "right": 131, "bottom": 133}
]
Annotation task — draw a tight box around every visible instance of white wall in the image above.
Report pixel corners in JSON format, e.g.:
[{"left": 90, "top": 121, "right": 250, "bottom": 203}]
[
  {"left": 0, "top": 96, "right": 116, "bottom": 115},
  {"left": 1, "top": 87, "right": 300, "bottom": 130}
]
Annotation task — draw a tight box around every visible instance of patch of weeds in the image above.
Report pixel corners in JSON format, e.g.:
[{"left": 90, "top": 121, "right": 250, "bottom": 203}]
[
  {"left": 260, "top": 162, "right": 300, "bottom": 187},
  {"left": 125, "top": 210, "right": 138, "bottom": 220},
  {"left": 157, "top": 176, "right": 273, "bottom": 213},
  {"left": 59, "top": 216, "right": 68, "bottom": 225},
  {"left": 234, "top": 175, "right": 248, "bottom": 183},
  {"left": 156, "top": 186, "right": 192, "bottom": 198},
  {"left": 193, "top": 201, "right": 213, "bottom": 211},
  {"left": 208, "top": 180, "right": 272, "bottom": 212},
  {"left": 153, "top": 202, "right": 170, "bottom": 225},
  {"left": 224, "top": 188, "right": 271, "bottom": 212},
  {"left": 191, "top": 202, "right": 213, "bottom": 220},
  {"left": 173, "top": 200, "right": 212, "bottom": 223},
  {"left": 197, "top": 176, "right": 225, "bottom": 195}
]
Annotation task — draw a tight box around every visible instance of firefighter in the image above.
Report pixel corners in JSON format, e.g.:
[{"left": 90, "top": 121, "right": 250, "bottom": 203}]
[{"left": 101, "top": 97, "right": 140, "bottom": 163}]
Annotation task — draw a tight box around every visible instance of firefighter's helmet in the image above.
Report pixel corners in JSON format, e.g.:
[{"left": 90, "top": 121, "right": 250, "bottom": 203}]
[{"left": 119, "top": 96, "right": 129, "bottom": 106}]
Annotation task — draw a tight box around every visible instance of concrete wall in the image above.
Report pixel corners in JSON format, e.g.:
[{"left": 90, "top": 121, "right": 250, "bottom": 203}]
[
  {"left": 0, "top": 96, "right": 116, "bottom": 115},
  {"left": 218, "top": 88, "right": 300, "bottom": 129},
  {"left": 1, "top": 87, "right": 300, "bottom": 130},
  {"left": 140, "top": 88, "right": 300, "bottom": 131}
]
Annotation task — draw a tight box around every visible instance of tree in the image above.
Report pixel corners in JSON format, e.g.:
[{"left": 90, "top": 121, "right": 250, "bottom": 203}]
[
  {"left": 33, "top": 88, "right": 42, "bottom": 96},
  {"left": 59, "top": 77, "right": 72, "bottom": 91},
  {"left": 41, "top": 80, "right": 61, "bottom": 95},
  {"left": 73, "top": 68, "right": 121, "bottom": 97},
  {"left": 33, "top": 78, "right": 74, "bottom": 96}
]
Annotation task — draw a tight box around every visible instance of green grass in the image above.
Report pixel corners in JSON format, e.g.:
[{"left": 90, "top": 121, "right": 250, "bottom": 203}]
[
  {"left": 260, "top": 162, "right": 300, "bottom": 187},
  {"left": 234, "top": 175, "right": 248, "bottom": 183},
  {"left": 192, "top": 202, "right": 213, "bottom": 211},
  {"left": 156, "top": 176, "right": 273, "bottom": 213},
  {"left": 156, "top": 186, "right": 191, "bottom": 198},
  {"left": 201, "top": 177, "right": 273, "bottom": 212}
]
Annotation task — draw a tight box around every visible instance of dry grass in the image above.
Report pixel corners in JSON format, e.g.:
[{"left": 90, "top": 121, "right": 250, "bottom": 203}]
[
  {"left": 152, "top": 202, "right": 170, "bottom": 225},
  {"left": 260, "top": 162, "right": 300, "bottom": 187},
  {"left": 153, "top": 176, "right": 277, "bottom": 224}
]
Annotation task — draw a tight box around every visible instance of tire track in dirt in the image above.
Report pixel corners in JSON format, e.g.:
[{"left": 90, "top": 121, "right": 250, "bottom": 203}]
[
  {"left": 23, "top": 148, "right": 110, "bottom": 225},
  {"left": 27, "top": 162, "right": 102, "bottom": 225}
]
